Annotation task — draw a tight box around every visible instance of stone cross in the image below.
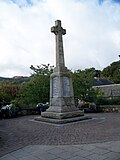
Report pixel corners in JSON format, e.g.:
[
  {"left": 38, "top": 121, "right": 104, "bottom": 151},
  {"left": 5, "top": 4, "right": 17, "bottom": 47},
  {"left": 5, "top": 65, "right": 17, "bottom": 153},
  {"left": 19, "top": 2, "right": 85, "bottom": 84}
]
[
  {"left": 51, "top": 20, "right": 66, "bottom": 71},
  {"left": 39, "top": 20, "right": 84, "bottom": 121}
]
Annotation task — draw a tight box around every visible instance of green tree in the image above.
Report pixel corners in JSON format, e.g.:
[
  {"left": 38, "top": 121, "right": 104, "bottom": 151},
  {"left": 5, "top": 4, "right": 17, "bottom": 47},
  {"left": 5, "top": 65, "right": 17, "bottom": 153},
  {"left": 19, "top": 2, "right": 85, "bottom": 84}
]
[
  {"left": 0, "top": 81, "right": 20, "bottom": 106},
  {"left": 30, "top": 64, "right": 54, "bottom": 76},
  {"left": 101, "top": 61, "right": 120, "bottom": 84},
  {"left": 72, "top": 68, "right": 97, "bottom": 102},
  {"left": 16, "top": 64, "right": 54, "bottom": 108}
]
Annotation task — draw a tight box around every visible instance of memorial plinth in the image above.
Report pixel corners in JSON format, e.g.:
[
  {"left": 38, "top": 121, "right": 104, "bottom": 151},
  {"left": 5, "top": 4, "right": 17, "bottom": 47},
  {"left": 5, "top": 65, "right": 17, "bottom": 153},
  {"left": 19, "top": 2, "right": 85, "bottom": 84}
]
[{"left": 35, "top": 20, "right": 86, "bottom": 124}]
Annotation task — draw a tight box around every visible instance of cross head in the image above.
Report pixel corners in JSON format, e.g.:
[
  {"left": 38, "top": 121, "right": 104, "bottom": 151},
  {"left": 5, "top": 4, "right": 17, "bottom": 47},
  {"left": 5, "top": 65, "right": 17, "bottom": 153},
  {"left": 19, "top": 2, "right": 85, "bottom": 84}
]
[{"left": 51, "top": 20, "right": 66, "bottom": 35}]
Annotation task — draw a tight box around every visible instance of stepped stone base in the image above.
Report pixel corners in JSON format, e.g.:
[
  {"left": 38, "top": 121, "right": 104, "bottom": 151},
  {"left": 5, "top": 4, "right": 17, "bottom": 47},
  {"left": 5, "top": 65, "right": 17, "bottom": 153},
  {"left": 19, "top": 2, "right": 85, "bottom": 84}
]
[
  {"left": 35, "top": 115, "right": 91, "bottom": 124},
  {"left": 41, "top": 110, "right": 84, "bottom": 119},
  {"left": 35, "top": 110, "right": 91, "bottom": 124}
]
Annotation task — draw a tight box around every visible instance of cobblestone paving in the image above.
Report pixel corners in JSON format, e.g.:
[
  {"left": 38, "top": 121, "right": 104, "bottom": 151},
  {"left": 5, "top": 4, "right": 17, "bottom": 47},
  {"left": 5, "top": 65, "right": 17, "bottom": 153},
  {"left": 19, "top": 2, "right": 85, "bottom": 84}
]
[{"left": 0, "top": 113, "right": 120, "bottom": 157}]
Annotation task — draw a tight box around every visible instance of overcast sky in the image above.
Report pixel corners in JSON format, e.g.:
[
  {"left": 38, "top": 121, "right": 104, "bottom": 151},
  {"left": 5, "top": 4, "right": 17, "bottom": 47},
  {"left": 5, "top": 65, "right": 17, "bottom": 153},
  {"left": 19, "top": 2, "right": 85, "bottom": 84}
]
[{"left": 0, "top": 0, "right": 120, "bottom": 77}]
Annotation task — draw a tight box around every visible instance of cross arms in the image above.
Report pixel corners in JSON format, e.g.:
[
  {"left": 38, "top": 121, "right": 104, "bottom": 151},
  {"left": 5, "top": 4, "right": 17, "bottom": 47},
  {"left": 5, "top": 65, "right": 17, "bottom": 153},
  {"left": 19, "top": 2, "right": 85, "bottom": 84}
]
[{"left": 51, "top": 20, "right": 66, "bottom": 35}]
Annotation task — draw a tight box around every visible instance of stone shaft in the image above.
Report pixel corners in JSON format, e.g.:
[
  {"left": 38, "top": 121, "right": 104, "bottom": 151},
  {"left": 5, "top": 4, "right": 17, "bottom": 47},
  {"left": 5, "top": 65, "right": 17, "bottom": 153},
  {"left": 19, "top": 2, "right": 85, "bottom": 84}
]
[{"left": 51, "top": 20, "right": 66, "bottom": 72}]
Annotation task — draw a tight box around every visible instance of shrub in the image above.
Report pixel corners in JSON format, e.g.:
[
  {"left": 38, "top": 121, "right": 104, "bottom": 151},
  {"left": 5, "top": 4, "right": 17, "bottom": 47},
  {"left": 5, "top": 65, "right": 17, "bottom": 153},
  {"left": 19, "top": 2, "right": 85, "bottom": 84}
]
[{"left": 95, "top": 97, "right": 120, "bottom": 105}]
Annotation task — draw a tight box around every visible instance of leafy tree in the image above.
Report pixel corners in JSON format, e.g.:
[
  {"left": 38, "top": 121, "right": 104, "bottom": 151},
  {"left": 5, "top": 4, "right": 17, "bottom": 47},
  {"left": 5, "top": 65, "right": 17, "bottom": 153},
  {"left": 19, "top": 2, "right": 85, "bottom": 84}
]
[
  {"left": 30, "top": 64, "right": 54, "bottom": 76},
  {"left": 101, "top": 61, "right": 120, "bottom": 84},
  {"left": 72, "top": 68, "right": 97, "bottom": 102},
  {"left": 15, "top": 64, "right": 54, "bottom": 108},
  {"left": 0, "top": 82, "right": 20, "bottom": 106},
  {"left": 1, "top": 61, "right": 119, "bottom": 109}
]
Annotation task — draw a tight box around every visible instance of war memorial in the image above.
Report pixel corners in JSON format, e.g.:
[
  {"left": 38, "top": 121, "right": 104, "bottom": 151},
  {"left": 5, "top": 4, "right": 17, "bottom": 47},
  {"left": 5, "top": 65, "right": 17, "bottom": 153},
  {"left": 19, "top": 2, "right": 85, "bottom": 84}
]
[{"left": 35, "top": 20, "right": 90, "bottom": 124}]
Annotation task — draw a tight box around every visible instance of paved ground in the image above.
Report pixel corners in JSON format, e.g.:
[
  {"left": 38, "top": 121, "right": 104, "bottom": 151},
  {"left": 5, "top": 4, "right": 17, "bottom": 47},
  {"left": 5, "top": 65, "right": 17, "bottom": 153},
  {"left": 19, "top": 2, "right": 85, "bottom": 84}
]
[
  {"left": 0, "top": 113, "right": 120, "bottom": 159},
  {"left": 0, "top": 141, "right": 120, "bottom": 160}
]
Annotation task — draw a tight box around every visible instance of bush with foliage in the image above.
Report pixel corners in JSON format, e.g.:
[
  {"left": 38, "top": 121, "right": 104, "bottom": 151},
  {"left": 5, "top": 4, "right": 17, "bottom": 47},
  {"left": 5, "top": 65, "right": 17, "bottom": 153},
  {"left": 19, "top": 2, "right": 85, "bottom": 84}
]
[
  {"left": 0, "top": 82, "right": 20, "bottom": 107},
  {"left": 1, "top": 61, "right": 119, "bottom": 109},
  {"left": 13, "top": 64, "right": 53, "bottom": 108},
  {"left": 95, "top": 97, "right": 120, "bottom": 105},
  {"left": 72, "top": 68, "right": 98, "bottom": 102}
]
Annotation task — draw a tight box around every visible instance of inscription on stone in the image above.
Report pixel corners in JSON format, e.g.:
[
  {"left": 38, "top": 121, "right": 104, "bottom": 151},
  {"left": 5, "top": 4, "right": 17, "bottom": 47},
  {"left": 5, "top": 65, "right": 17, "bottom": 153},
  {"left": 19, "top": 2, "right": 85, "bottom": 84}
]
[
  {"left": 63, "top": 77, "right": 70, "bottom": 97},
  {"left": 52, "top": 77, "right": 59, "bottom": 97}
]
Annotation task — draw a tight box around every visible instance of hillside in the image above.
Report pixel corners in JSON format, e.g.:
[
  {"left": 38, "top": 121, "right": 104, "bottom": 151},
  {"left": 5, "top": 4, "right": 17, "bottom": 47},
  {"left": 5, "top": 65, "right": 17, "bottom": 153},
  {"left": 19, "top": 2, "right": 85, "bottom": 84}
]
[{"left": 0, "top": 76, "right": 30, "bottom": 83}]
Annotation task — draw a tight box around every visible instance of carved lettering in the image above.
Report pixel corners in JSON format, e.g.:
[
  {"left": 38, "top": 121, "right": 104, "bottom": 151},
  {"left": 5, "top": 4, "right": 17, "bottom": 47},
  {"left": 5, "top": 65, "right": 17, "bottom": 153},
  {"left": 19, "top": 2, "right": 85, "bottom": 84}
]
[
  {"left": 52, "top": 77, "right": 59, "bottom": 97},
  {"left": 63, "top": 77, "right": 70, "bottom": 97}
]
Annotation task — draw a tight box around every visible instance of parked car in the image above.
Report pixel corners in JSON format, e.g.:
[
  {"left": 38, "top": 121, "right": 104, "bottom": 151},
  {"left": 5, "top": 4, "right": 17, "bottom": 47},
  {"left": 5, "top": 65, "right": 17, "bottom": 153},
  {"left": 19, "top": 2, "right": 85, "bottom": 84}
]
[
  {"left": 78, "top": 102, "right": 97, "bottom": 113},
  {"left": 36, "top": 102, "right": 49, "bottom": 112},
  {"left": 1, "top": 104, "right": 20, "bottom": 118},
  {"left": 24, "top": 103, "right": 49, "bottom": 115}
]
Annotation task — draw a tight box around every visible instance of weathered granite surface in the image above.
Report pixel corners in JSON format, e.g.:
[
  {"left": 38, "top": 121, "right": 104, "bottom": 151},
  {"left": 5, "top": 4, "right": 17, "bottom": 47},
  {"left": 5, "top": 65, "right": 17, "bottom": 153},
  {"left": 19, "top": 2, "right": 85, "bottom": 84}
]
[
  {"left": 35, "top": 115, "right": 89, "bottom": 124},
  {"left": 40, "top": 20, "right": 84, "bottom": 121}
]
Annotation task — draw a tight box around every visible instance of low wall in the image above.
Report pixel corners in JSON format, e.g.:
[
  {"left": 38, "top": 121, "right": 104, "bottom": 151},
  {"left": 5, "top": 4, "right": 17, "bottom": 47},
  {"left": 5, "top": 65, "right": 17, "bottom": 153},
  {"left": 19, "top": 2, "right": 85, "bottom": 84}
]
[{"left": 99, "top": 105, "right": 120, "bottom": 112}]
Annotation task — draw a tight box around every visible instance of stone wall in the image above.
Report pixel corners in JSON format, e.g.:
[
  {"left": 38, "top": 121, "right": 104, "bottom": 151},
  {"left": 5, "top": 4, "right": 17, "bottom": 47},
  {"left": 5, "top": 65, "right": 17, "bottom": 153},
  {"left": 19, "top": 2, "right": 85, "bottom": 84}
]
[
  {"left": 99, "top": 105, "right": 120, "bottom": 112},
  {"left": 93, "top": 84, "right": 120, "bottom": 99}
]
